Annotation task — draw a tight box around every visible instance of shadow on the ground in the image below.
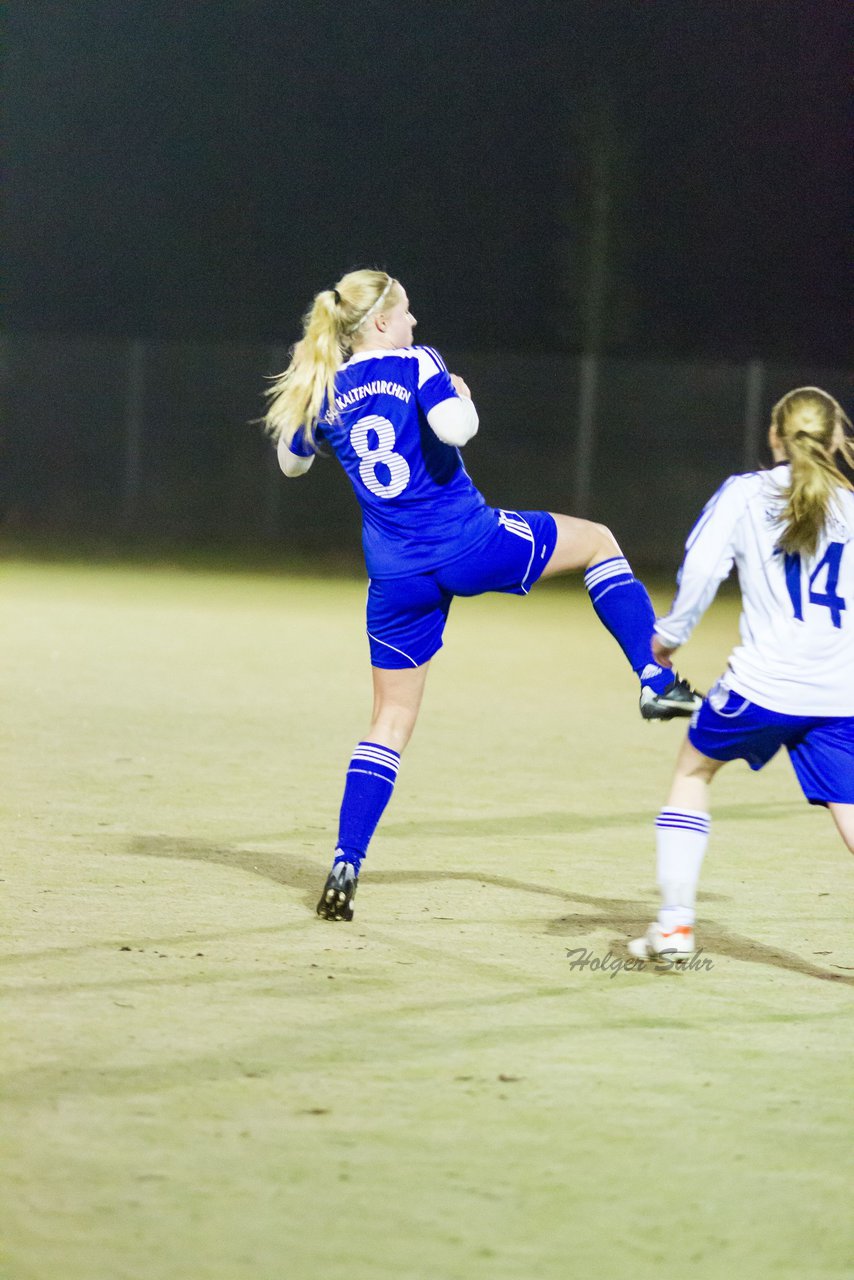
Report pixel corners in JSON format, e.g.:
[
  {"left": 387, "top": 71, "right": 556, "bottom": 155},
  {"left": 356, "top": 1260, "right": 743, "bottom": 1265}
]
[
  {"left": 380, "top": 801, "right": 804, "bottom": 839},
  {"left": 115, "top": 833, "right": 852, "bottom": 987}
]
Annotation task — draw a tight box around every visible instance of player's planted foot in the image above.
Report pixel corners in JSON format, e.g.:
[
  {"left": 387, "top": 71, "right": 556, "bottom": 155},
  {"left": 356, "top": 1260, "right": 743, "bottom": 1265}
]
[
  {"left": 316, "top": 860, "right": 358, "bottom": 922},
  {"left": 628, "top": 922, "right": 695, "bottom": 962},
  {"left": 639, "top": 674, "right": 703, "bottom": 721}
]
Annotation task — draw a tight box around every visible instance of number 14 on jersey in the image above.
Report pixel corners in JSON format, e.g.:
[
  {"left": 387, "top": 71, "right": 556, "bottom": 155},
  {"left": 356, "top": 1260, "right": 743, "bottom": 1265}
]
[{"left": 782, "top": 542, "right": 847, "bottom": 628}]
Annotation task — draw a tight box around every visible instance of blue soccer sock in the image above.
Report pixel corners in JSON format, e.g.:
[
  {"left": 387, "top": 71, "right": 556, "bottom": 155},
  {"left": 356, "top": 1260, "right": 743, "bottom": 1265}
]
[
  {"left": 583, "top": 556, "right": 673, "bottom": 693},
  {"left": 334, "top": 741, "right": 401, "bottom": 874}
]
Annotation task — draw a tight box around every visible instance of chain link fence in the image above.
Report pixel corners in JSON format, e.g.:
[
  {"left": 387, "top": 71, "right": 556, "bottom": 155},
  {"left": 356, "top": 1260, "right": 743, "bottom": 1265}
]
[{"left": 2, "top": 333, "right": 851, "bottom": 566}]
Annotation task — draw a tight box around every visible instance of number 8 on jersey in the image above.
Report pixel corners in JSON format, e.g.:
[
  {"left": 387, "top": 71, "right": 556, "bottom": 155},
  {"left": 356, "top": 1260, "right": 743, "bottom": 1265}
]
[{"left": 350, "top": 415, "right": 411, "bottom": 499}]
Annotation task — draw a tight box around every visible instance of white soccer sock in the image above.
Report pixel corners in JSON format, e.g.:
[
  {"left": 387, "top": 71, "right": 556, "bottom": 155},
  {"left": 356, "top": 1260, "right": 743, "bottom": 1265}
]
[{"left": 655, "top": 808, "right": 711, "bottom": 930}]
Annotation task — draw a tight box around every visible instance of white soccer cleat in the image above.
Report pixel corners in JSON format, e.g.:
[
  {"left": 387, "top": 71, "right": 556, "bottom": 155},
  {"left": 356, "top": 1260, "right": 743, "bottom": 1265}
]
[{"left": 628, "top": 922, "right": 695, "bottom": 962}]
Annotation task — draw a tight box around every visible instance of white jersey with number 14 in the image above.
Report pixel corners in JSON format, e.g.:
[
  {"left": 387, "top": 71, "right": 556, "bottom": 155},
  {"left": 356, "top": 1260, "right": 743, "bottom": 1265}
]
[{"left": 656, "top": 463, "right": 854, "bottom": 716}]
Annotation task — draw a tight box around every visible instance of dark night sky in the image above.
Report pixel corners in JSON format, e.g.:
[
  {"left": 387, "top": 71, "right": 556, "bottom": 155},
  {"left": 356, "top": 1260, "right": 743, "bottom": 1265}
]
[{"left": 6, "top": 1, "right": 852, "bottom": 361}]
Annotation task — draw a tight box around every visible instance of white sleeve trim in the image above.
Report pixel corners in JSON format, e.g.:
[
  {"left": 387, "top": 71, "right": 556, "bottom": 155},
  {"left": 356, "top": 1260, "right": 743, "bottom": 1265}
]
[
  {"left": 426, "top": 396, "right": 479, "bottom": 447},
  {"left": 414, "top": 346, "right": 446, "bottom": 386},
  {"left": 277, "top": 436, "right": 314, "bottom": 477},
  {"left": 655, "top": 474, "right": 751, "bottom": 647}
]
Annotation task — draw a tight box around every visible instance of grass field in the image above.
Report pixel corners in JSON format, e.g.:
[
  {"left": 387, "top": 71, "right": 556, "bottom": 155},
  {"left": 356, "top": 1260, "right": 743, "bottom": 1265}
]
[{"left": 2, "top": 556, "right": 852, "bottom": 1280}]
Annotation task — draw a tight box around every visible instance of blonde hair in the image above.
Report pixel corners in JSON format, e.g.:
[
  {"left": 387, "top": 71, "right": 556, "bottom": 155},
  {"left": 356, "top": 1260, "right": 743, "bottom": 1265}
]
[
  {"left": 772, "top": 386, "right": 854, "bottom": 557},
  {"left": 263, "top": 270, "right": 401, "bottom": 447}
]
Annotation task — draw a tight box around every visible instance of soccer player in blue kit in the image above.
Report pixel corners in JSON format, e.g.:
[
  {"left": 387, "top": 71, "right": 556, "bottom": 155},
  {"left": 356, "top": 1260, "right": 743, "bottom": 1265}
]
[
  {"left": 629, "top": 386, "right": 854, "bottom": 962},
  {"left": 264, "top": 269, "right": 700, "bottom": 921}
]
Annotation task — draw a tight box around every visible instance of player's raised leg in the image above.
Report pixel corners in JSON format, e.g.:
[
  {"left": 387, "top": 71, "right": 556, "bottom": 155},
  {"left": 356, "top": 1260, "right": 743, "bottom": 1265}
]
[
  {"left": 629, "top": 736, "right": 726, "bottom": 961},
  {"left": 542, "top": 513, "right": 702, "bottom": 719},
  {"left": 317, "top": 662, "right": 430, "bottom": 921}
]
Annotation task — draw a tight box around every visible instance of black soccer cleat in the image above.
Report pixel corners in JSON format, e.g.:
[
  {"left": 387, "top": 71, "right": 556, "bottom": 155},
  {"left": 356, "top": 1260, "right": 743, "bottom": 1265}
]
[
  {"left": 316, "top": 861, "right": 358, "bottom": 922},
  {"left": 639, "top": 674, "right": 704, "bottom": 721}
]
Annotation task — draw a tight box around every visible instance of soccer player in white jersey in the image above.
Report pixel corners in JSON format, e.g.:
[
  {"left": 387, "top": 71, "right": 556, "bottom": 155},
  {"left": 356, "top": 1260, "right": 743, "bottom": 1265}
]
[
  {"left": 264, "top": 269, "right": 700, "bottom": 921},
  {"left": 629, "top": 386, "right": 854, "bottom": 963}
]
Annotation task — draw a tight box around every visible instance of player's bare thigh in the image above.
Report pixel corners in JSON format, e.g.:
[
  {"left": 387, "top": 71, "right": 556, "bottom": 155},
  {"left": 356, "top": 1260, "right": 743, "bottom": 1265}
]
[{"left": 540, "top": 514, "right": 622, "bottom": 578}]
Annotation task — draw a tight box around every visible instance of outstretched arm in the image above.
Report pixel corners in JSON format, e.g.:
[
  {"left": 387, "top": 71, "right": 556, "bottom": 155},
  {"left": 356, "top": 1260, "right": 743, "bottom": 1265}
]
[{"left": 655, "top": 475, "right": 747, "bottom": 652}]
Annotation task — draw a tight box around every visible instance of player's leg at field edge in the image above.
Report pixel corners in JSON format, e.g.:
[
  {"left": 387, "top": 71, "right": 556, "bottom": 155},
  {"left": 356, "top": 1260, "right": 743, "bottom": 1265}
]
[
  {"left": 829, "top": 804, "right": 854, "bottom": 854},
  {"left": 652, "top": 737, "right": 721, "bottom": 932}
]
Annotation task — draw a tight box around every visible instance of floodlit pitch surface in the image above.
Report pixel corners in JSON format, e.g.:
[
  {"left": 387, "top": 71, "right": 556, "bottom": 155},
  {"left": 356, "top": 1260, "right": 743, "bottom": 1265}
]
[{"left": 2, "top": 557, "right": 852, "bottom": 1280}]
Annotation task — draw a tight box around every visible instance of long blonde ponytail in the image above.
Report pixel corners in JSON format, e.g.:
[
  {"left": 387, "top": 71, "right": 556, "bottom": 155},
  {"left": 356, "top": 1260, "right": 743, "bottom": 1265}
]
[
  {"left": 263, "top": 270, "right": 401, "bottom": 448},
  {"left": 772, "top": 386, "right": 854, "bottom": 557}
]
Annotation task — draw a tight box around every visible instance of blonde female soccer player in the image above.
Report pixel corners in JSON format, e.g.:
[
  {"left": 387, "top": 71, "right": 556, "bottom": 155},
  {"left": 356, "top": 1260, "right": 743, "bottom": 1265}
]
[
  {"left": 630, "top": 386, "right": 854, "bottom": 962},
  {"left": 265, "top": 269, "right": 700, "bottom": 921}
]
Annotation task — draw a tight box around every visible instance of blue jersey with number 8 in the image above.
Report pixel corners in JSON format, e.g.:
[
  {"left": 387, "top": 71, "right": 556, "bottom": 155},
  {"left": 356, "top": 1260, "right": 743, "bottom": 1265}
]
[{"left": 291, "top": 346, "right": 492, "bottom": 577}]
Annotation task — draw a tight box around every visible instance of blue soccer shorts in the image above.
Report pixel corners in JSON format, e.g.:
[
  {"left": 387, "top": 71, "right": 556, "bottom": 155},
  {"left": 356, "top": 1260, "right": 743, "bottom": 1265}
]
[
  {"left": 689, "top": 680, "right": 854, "bottom": 806},
  {"left": 366, "top": 508, "right": 558, "bottom": 669}
]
